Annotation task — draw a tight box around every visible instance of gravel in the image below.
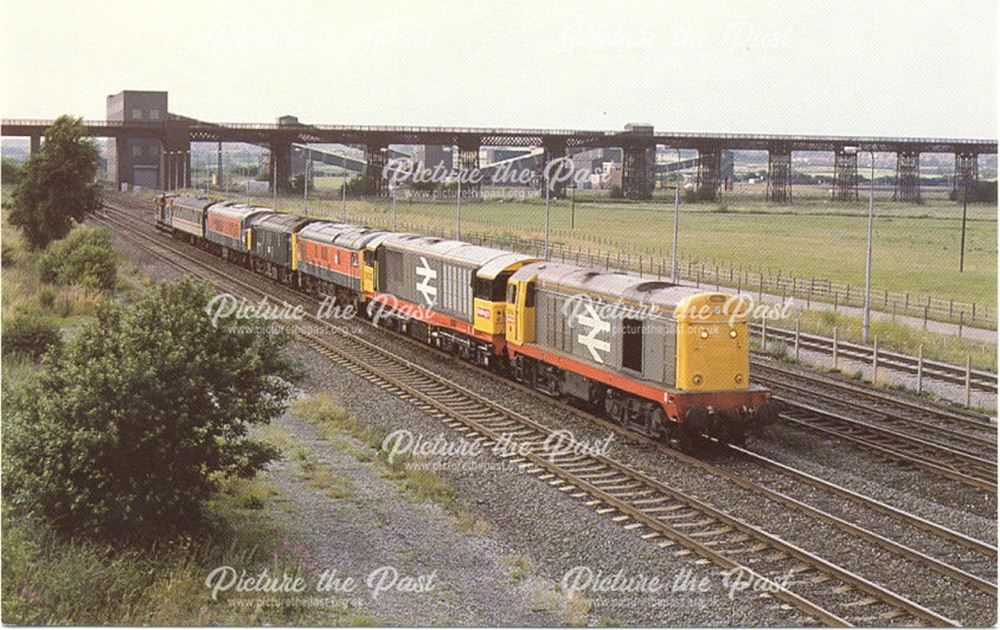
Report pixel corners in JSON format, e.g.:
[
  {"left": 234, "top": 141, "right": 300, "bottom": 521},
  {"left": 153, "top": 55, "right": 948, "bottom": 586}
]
[
  {"left": 283, "top": 340, "right": 808, "bottom": 626},
  {"left": 103, "top": 204, "right": 996, "bottom": 626}
]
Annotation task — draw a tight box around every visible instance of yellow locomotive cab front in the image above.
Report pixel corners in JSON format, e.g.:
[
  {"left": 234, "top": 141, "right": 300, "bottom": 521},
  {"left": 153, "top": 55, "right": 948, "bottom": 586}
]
[{"left": 674, "top": 293, "right": 750, "bottom": 391}]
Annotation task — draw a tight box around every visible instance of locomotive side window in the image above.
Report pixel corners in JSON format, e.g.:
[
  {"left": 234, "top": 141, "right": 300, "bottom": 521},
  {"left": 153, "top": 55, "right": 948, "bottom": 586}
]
[
  {"left": 525, "top": 282, "right": 535, "bottom": 307},
  {"left": 506, "top": 284, "right": 517, "bottom": 304},
  {"left": 474, "top": 277, "right": 492, "bottom": 301},
  {"left": 622, "top": 317, "right": 643, "bottom": 372}
]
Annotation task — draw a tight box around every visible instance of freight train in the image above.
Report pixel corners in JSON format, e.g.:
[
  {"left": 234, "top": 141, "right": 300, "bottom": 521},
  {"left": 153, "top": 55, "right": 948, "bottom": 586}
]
[{"left": 155, "top": 194, "right": 776, "bottom": 448}]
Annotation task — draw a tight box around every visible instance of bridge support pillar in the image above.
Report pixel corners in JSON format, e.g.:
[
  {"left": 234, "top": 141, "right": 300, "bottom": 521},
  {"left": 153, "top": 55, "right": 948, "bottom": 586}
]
[
  {"left": 621, "top": 144, "right": 655, "bottom": 200},
  {"left": 364, "top": 142, "right": 389, "bottom": 197},
  {"left": 832, "top": 147, "right": 858, "bottom": 201},
  {"left": 539, "top": 138, "right": 568, "bottom": 199},
  {"left": 721, "top": 149, "right": 734, "bottom": 191},
  {"left": 893, "top": 151, "right": 920, "bottom": 202},
  {"left": 29, "top": 134, "right": 41, "bottom": 156},
  {"left": 160, "top": 148, "right": 191, "bottom": 191},
  {"left": 269, "top": 140, "right": 293, "bottom": 194},
  {"left": 954, "top": 152, "right": 978, "bottom": 200},
  {"left": 216, "top": 141, "right": 223, "bottom": 190},
  {"left": 458, "top": 143, "right": 481, "bottom": 198},
  {"left": 696, "top": 146, "right": 720, "bottom": 201},
  {"left": 766, "top": 145, "right": 792, "bottom": 204},
  {"left": 161, "top": 120, "right": 191, "bottom": 191}
]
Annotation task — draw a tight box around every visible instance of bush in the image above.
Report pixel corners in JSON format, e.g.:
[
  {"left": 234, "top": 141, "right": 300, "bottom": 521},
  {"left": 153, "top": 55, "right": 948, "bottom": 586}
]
[
  {"left": 2, "top": 312, "right": 62, "bottom": 358},
  {"left": 2, "top": 278, "right": 299, "bottom": 545},
  {"left": 37, "top": 227, "right": 118, "bottom": 291}
]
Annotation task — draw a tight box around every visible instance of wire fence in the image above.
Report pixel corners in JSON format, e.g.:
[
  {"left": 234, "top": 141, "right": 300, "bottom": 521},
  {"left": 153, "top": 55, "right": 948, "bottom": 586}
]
[{"left": 332, "top": 208, "right": 993, "bottom": 331}]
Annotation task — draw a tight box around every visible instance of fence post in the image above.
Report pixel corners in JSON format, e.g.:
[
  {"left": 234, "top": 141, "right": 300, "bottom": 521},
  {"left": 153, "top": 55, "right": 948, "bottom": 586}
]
[
  {"left": 872, "top": 336, "right": 879, "bottom": 383},
  {"left": 923, "top": 305, "right": 928, "bottom": 329},
  {"left": 758, "top": 275, "right": 763, "bottom": 301},
  {"left": 958, "top": 311, "right": 964, "bottom": 339},
  {"left": 965, "top": 356, "right": 972, "bottom": 408},
  {"left": 762, "top": 311, "right": 768, "bottom": 352},
  {"left": 794, "top": 317, "right": 801, "bottom": 361},
  {"left": 916, "top": 344, "right": 923, "bottom": 394},
  {"left": 834, "top": 291, "right": 838, "bottom": 312},
  {"left": 832, "top": 326, "right": 838, "bottom": 369}
]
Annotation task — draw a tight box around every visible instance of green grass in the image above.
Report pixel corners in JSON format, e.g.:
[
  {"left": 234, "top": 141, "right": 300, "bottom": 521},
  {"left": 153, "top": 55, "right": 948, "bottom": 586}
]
[
  {"left": 175, "top": 183, "right": 997, "bottom": 310},
  {"left": 1, "top": 477, "right": 325, "bottom": 625},
  {"left": 291, "top": 393, "right": 460, "bottom": 513}
]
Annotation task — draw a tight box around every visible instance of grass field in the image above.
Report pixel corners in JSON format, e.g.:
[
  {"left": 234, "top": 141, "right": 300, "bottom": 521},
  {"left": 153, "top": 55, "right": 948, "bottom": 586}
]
[{"left": 232, "top": 183, "right": 997, "bottom": 309}]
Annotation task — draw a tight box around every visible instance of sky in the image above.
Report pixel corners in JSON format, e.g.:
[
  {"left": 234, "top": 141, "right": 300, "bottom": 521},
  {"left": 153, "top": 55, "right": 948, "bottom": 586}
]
[{"left": 1, "top": 0, "right": 997, "bottom": 138}]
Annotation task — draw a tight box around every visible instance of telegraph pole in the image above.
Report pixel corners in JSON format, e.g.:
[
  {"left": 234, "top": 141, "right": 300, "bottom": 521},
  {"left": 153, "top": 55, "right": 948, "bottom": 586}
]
[
  {"left": 544, "top": 168, "right": 550, "bottom": 260},
  {"left": 303, "top": 148, "right": 310, "bottom": 217},
  {"left": 862, "top": 150, "right": 875, "bottom": 344},
  {"left": 341, "top": 156, "right": 347, "bottom": 222},
  {"left": 959, "top": 175, "right": 969, "bottom": 272},
  {"left": 671, "top": 148, "right": 682, "bottom": 282},
  {"left": 272, "top": 149, "right": 278, "bottom": 211},
  {"left": 570, "top": 184, "right": 578, "bottom": 229},
  {"left": 456, "top": 148, "right": 462, "bottom": 240}
]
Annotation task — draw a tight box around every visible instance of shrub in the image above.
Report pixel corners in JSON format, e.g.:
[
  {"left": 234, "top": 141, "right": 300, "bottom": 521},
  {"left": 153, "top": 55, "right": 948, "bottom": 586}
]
[
  {"left": 2, "top": 278, "right": 299, "bottom": 545},
  {"left": 2, "top": 312, "right": 62, "bottom": 358},
  {"left": 37, "top": 227, "right": 118, "bottom": 291}
]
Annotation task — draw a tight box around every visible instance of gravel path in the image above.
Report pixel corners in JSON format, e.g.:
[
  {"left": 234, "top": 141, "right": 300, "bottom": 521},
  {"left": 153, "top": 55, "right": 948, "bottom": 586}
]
[{"left": 259, "top": 394, "right": 573, "bottom": 626}]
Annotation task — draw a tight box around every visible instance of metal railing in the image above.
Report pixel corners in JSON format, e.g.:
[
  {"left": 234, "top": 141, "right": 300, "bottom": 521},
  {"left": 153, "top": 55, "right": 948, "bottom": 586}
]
[
  {"left": 752, "top": 320, "right": 997, "bottom": 401},
  {"left": 4, "top": 117, "right": 994, "bottom": 149}
]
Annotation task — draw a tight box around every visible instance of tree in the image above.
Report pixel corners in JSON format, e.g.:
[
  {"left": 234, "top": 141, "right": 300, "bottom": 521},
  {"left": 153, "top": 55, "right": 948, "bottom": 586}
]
[
  {"left": 8, "top": 116, "right": 102, "bottom": 249},
  {"left": 1, "top": 157, "right": 22, "bottom": 185},
  {"left": 2, "top": 278, "right": 300, "bottom": 544}
]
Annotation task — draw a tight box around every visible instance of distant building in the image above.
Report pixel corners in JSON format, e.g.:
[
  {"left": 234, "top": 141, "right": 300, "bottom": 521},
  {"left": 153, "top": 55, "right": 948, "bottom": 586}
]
[
  {"left": 105, "top": 90, "right": 167, "bottom": 189},
  {"left": 412, "top": 145, "right": 454, "bottom": 172}
]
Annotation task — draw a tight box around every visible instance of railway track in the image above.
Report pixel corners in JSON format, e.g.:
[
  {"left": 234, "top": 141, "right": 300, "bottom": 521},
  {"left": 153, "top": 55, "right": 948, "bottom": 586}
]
[
  {"left": 753, "top": 359, "right": 995, "bottom": 443},
  {"left": 767, "top": 393, "right": 996, "bottom": 493},
  {"left": 749, "top": 322, "right": 998, "bottom": 394},
  {"left": 95, "top": 202, "right": 985, "bottom": 626}
]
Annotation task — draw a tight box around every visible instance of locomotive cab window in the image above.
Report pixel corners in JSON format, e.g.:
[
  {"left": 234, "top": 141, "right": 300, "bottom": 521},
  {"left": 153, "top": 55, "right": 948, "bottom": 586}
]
[
  {"left": 622, "top": 317, "right": 643, "bottom": 372},
  {"left": 525, "top": 282, "right": 536, "bottom": 307},
  {"left": 506, "top": 284, "right": 517, "bottom": 304},
  {"left": 476, "top": 272, "right": 512, "bottom": 302}
]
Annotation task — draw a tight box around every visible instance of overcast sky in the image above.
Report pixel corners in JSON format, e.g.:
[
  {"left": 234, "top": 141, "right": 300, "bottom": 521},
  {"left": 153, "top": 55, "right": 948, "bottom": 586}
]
[{"left": 1, "top": 0, "right": 996, "bottom": 138}]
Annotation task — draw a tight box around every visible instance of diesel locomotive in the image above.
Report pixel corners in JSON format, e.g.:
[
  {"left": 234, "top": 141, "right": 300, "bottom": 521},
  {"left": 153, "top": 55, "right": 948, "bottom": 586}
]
[{"left": 155, "top": 194, "right": 775, "bottom": 447}]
